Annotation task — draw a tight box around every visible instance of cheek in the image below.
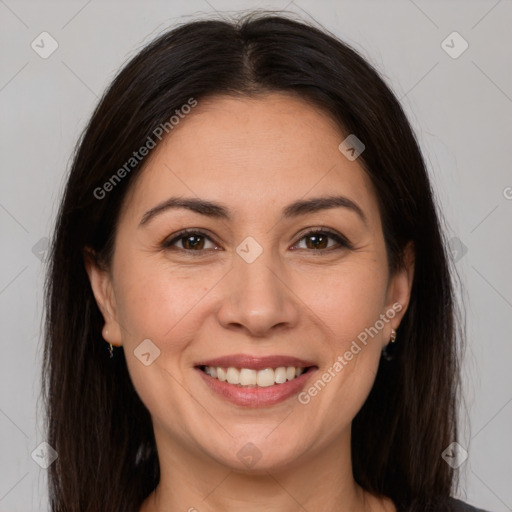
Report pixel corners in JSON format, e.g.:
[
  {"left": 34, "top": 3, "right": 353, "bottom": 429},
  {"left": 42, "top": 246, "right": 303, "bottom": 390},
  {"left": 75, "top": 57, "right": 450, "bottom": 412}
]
[
  {"left": 301, "top": 261, "right": 389, "bottom": 341},
  {"left": 114, "top": 255, "right": 214, "bottom": 344},
  {"left": 297, "top": 262, "right": 388, "bottom": 411},
  {"left": 114, "top": 261, "right": 204, "bottom": 430}
]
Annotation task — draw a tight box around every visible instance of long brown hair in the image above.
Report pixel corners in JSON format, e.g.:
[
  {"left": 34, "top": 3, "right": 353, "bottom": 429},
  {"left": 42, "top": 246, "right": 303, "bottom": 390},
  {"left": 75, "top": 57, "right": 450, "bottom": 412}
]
[{"left": 42, "top": 10, "right": 464, "bottom": 511}]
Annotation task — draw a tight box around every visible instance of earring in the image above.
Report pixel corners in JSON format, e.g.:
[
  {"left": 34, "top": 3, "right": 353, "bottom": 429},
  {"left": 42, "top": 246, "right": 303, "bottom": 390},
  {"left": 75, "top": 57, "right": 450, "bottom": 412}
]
[
  {"left": 103, "top": 328, "right": 114, "bottom": 358},
  {"left": 382, "top": 328, "right": 398, "bottom": 361}
]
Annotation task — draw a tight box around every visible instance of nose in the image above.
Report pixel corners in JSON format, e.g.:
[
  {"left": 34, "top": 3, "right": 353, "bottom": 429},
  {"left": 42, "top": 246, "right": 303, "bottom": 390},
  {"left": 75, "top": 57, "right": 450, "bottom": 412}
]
[{"left": 216, "top": 249, "right": 300, "bottom": 338}]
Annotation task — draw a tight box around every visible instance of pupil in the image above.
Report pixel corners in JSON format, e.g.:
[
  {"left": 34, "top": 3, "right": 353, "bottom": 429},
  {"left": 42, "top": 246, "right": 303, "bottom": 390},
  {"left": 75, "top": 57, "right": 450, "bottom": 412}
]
[
  {"left": 308, "top": 234, "right": 327, "bottom": 250},
  {"left": 185, "top": 235, "right": 203, "bottom": 250}
]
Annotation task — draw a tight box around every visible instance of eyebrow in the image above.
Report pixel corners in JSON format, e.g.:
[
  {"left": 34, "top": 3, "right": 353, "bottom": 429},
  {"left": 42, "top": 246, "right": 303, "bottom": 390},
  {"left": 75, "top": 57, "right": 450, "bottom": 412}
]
[{"left": 138, "top": 195, "right": 368, "bottom": 228}]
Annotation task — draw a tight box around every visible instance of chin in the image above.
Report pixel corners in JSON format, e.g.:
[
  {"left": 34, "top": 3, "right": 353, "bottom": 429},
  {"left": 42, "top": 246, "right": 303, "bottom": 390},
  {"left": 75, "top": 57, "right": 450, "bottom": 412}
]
[{"left": 201, "top": 431, "right": 307, "bottom": 474}]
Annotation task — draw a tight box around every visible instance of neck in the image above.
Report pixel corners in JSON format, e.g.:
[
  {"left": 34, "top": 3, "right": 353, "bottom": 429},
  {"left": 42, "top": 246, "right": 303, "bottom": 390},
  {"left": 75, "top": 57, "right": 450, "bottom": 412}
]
[{"left": 140, "top": 424, "right": 395, "bottom": 512}]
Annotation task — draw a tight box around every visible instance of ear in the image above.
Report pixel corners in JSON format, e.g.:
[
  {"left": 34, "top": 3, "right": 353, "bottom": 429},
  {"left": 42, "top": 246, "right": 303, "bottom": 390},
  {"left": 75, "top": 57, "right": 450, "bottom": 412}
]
[
  {"left": 383, "top": 240, "right": 415, "bottom": 340},
  {"left": 83, "top": 247, "right": 123, "bottom": 347}
]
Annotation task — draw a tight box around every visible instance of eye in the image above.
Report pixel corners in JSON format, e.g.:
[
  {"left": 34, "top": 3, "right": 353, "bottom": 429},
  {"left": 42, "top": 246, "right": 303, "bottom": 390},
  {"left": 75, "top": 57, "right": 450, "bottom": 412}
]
[
  {"left": 162, "top": 229, "right": 220, "bottom": 253},
  {"left": 291, "top": 228, "right": 353, "bottom": 252},
  {"left": 162, "top": 227, "right": 352, "bottom": 255}
]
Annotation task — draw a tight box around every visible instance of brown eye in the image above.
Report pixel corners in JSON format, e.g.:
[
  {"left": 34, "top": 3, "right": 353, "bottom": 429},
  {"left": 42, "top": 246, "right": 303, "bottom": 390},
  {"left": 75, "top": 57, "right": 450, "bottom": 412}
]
[
  {"left": 292, "top": 229, "right": 352, "bottom": 252},
  {"left": 179, "top": 233, "right": 206, "bottom": 250},
  {"left": 163, "top": 230, "right": 219, "bottom": 252},
  {"left": 162, "top": 228, "right": 352, "bottom": 255},
  {"left": 303, "top": 232, "right": 330, "bottom": 250}
]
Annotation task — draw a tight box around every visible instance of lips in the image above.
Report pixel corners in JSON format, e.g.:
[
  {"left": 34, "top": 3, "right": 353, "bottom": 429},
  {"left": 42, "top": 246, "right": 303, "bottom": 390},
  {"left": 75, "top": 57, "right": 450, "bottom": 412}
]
[
  {"left": 194, "top": 353, "right": 318, "bottom": 407},
  {"left": 195, "top": 354, "right": 316, "bottom": 370}
]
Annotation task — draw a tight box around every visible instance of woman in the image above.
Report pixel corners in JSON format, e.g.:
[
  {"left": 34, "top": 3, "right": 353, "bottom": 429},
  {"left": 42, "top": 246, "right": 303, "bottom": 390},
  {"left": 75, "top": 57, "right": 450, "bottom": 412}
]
[{"left": 42, "top": 11, "right": 489, "bottom": 512}]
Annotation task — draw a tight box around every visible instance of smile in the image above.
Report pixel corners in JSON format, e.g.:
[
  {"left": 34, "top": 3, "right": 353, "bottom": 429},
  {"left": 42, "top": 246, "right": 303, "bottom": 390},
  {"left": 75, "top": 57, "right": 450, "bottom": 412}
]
[
  {"left": 200, "top": 365, "right": 311, "bottom": 387},
  {"left": 194, "top": 354, "right": 318, "bottom": 407}
]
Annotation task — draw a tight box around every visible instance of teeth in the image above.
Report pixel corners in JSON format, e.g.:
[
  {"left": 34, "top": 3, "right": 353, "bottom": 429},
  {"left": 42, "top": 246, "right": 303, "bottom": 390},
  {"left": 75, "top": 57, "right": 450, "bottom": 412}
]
[
  {"left": 256, "top": 368, "right": 275, "bottom": 387},
  {"left": 217, "top": 367, "right": 227, "bottom": 382},
  {"left": 226, "top": 367, "right": 240, "bottom": 385},
  {"left": 202, "top": 365, "right": 308, "bottom": 387},
  {"left": 239, "top": 368, "right": 257, "bottom": 386},
  {"left": 274, "top": 367, "right": 287, "bottom": 384},
  {"left": 286, "top": 366, "right": 296, "bottom": 380}
]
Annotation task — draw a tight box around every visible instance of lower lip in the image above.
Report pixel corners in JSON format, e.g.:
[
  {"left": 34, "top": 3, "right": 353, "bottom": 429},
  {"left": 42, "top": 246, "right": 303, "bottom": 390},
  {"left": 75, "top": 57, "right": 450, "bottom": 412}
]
[{"left": 196, "top": 367, "right": 317, "bottom": 407}]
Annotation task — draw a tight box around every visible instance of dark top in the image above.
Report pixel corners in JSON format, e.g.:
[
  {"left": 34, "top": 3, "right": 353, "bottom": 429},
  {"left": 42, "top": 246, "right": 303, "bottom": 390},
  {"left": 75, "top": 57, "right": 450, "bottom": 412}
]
[
  {"left": 449, "top": 498, "right": 489, "bottom": 511},
  {"left": 396, "top": 497, "right": 490, "bottom": 511},
  {"left": 394, "top": 497, "right": 490, "bottom": 511}
]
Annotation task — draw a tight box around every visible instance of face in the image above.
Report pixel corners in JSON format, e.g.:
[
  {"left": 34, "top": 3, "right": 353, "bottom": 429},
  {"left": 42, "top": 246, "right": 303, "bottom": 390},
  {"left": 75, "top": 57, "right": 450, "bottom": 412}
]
[{"left": 85, "top": 92, "right": 414, "bottom": 473}]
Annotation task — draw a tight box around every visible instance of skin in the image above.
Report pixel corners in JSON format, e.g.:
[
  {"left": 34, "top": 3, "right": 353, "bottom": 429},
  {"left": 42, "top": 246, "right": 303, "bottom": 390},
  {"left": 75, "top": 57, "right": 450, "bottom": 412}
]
[{"left": 84, "top": 92, "right": 414, "bottom": 512}]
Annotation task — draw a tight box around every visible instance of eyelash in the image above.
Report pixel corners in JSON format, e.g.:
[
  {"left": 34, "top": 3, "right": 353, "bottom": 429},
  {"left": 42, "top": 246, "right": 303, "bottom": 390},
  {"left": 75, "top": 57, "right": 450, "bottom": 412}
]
[{"left": 161, "top": 227, "right": 353, "bottom": 255}]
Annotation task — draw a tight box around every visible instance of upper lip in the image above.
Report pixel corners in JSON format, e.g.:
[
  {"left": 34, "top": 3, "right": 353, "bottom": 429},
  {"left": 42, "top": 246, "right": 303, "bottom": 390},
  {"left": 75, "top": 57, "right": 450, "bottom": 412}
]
[{"left": 195, "top": 354, "right": 317, "bottom": 371}]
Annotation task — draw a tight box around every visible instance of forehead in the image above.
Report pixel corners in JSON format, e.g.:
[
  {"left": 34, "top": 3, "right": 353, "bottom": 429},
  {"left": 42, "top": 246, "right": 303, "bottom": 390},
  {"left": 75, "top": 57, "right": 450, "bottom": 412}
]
[{"left": 119, "top": 92, "right": 380, "bottom": 227}]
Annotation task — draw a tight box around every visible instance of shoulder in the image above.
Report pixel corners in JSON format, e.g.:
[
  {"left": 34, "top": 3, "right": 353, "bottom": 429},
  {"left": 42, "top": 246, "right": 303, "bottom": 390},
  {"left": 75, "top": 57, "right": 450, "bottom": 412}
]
[
  {"left": 396, "top": 497, "right": 492, "bottom": 512},
  {"left": 447, "top": 497, "right": 491, "bottom": 512}
]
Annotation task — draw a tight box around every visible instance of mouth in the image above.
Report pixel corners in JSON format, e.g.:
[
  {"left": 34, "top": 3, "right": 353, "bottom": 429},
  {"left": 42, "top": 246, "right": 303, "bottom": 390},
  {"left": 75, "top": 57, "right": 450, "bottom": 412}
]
[
  {"left": 194, "top": 354, "right": 318, "bottom": 407},
  {"left": 197, "top": 364, "right": 315, "bottom": 387}
]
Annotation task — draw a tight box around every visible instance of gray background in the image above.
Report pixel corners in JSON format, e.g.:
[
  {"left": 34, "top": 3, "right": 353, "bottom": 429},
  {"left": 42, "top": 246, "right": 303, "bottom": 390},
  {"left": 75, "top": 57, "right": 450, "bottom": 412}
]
[{"left": 1, "top": 0, "right": 511, "bottom": 511}]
